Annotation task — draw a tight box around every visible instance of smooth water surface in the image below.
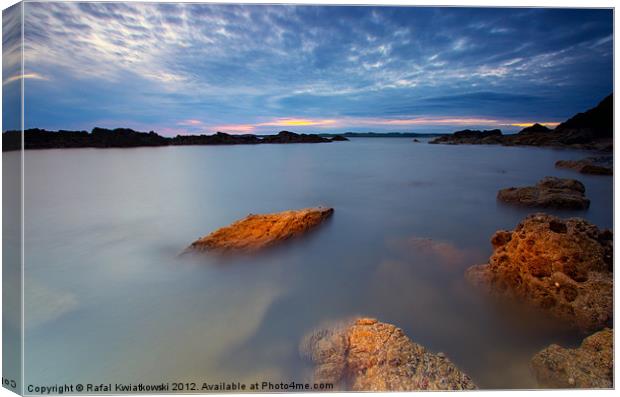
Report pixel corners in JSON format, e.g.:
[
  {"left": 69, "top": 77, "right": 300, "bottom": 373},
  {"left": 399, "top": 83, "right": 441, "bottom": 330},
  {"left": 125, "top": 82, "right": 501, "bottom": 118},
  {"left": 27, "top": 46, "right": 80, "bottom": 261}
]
[{"left": 14, "top": 139, "right": 613, "bottom": 389}]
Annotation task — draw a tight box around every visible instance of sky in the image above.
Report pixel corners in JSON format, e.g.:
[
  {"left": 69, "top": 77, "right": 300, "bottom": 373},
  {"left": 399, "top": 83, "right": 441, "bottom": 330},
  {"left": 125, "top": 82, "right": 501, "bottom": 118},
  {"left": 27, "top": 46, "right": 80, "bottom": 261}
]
[{"left": 2, "top": 2, "right": 614, "bottom": 135}]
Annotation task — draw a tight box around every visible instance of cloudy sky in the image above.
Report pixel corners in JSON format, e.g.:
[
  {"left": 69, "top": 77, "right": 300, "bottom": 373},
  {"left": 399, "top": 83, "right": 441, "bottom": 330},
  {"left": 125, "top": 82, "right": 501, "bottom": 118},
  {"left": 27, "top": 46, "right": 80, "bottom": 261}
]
[{"left": 4, "top": 2, "right": 614, "bottom": 135}]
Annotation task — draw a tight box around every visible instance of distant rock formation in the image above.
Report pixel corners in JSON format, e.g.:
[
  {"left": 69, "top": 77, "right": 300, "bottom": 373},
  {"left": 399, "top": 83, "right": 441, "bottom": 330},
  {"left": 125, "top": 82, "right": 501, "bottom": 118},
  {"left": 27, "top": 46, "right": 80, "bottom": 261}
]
[
  {"left": 261, "top": 131, "right": 330, "bottom": 144},
  {"left": 518, "top": 123, "right": 552, "bottom": 134},
  {"left": 497, "top": 177, "right": 590, "bottom": 210},
  {"left": 531, "top": 328, "right": 613, "bottom": 388},
  {"left": 555, "top": 156, "right": 612, "bottom": 176},
  {"left": 2, "top": 128, "right": 333, "bottom": 151},
  {"left": 185, "top": 207, "right": 334, "bottom": 254},
  {"left": 331, "top": 135, "right": 349, "bottom": 141},
  {"left": 299, "top": 318, "right": 477, "bottom": 391},
  {"left": 429, "top": 94, "right": 612, "bottom": 151},
  {"left": 429, "top": 129, "right": 503, "bottom": 145},
  {"left": 465, "top": 213, "right": 613, "bottom": 333}
]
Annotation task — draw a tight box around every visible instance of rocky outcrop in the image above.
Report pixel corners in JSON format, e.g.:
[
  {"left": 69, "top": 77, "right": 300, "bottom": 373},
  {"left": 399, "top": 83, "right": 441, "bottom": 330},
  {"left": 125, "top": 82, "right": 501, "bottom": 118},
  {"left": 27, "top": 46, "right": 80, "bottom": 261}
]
[
  {"left": 331, "top": 135, "right": 349, "bottom": 142},
  {"left": 465, "top": 213, "right": 613, "bottom": 333},
  {"left": 261, "top": 131, "right": 330, "bottom": 144},
  {"left": 531, "top": 328, "right": 613, "bottom": 388},
  {"left": 518, "top": 123, "right": 552, "bottom": 134},
  {"left": 300, "top": 318, "right": 476, "bottom": 391},
  {"left": 2, "top": 129, "right": 333, "bottom": 152},
  {"left": 556, "top": 156, "right": 612, "bottom": 176},
  {"left": 429, "top": 129, "right": 503, "bottom": 145},
  {"left": 428, "top": 95, "right": 612, "bottom": 151},
  {"left": 497, "top": 177, "right": 590, "bottom": 210},
  {"left": 185, "top": 207, "right": 334, "bottom": 254}
]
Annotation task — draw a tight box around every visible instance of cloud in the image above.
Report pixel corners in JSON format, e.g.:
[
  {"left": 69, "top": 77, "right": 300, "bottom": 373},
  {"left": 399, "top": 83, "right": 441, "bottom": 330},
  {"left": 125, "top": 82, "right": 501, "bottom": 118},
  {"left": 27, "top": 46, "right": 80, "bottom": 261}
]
[{"left": 14, "top": 4, "right": 613, "bottom": 134}]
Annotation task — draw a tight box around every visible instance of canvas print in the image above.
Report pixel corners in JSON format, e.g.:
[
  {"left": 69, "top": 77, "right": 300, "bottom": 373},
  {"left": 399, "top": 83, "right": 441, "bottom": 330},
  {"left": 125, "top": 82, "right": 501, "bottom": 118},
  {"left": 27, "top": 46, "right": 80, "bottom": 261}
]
[{"left": 1, "top": 1, "right": 614, "bottom": 394}]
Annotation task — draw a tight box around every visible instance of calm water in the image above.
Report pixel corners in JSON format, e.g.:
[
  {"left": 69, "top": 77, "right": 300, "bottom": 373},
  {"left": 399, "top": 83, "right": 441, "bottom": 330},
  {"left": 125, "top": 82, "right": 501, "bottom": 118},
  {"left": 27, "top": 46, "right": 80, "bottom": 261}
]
[{"left": 10, "top": 139, "right": 613, "bottom": 390}]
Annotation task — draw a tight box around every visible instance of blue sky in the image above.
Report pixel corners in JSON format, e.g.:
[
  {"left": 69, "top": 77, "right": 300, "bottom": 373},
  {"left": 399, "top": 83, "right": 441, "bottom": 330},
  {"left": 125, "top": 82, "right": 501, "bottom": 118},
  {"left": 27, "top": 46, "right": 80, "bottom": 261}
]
[{"left": 4, "top": 3, "right": 614, "bottom": 135}]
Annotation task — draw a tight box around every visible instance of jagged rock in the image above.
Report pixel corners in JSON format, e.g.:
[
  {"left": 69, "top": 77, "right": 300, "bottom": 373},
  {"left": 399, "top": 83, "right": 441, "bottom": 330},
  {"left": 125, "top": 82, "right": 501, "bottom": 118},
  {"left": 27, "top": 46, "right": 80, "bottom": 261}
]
[
  {"left": 185, "top": 207, "right": 333, "bottom": 253},
  {"left": 427, "top": 95, "right": 612, "bottom": 151},
  {"left": 518, "top": 123, "right": 552, "bottom": 134},
  {"left": 465, "top": 213, "right": 613, "bottom": 333},
  {"left": 556, "top": 158, "right": 612, "bottom": 176},
  {"left": 300, "top": 318, "right": 477, "bottom": 391},
  {"left": 497, "top": 177, "right": 590, "bottom": 209},
  {"left": 531, "top": 328, "right": 613, "bottom": 388}
]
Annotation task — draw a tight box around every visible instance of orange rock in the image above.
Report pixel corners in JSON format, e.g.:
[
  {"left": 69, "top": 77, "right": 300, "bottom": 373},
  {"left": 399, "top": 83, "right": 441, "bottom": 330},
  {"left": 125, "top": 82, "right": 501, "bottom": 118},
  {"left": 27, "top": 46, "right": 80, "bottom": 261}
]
[
  {"left": 300, "top": 318, "right": 476, "bottom": 391},
  {"left": 186, "top": 207, "right": 333, "bottom": 253},
  {"left": 531, "top": 328, "right": 613, "bottom": 388},
  {"left": 466, "top": 213, "right": 612, "bottom": 333}
]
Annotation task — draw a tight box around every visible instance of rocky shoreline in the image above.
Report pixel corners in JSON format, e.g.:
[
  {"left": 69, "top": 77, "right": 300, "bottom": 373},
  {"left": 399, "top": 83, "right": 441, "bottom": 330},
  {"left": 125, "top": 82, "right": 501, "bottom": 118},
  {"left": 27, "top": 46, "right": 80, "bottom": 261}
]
[
  {"left": 430, "top": 94, "right": 613, "bottom": 151},
  {"left": 1, "top": 128, "right": 348, "bottom": 151}
]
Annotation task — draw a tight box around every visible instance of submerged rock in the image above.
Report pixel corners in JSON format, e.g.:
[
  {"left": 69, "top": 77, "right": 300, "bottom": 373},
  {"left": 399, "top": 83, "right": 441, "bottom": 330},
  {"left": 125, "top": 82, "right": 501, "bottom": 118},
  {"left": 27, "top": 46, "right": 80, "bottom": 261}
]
[
  {"left": 555, "top": 158, "right": 612, "bottom": 175},
  {"left": 465, "top": 213, "right": 613, "bottom": 333},
  {"left": 497, "top": 177, "right": 590, "bottom": 210},
  {"left": 531, "top": 328, "right": 613, "bottom": 388},
  {"left": 186, "top": 207, "right": 334, "bottom": 253},
  {"left": 300, "top": 318, "right": 476, "bottom": 391}
]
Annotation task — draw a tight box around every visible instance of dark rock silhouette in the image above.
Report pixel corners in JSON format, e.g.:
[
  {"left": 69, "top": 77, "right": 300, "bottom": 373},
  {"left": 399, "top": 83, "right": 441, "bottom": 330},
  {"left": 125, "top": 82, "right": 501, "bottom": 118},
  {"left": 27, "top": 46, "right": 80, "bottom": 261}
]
[
  {"left": 429, "top": 95, "right": 613, "bottom": 151},
  {"left": 331, "top": 135, "right": 349, "bottom": 141},
  {"left": 2, "top": 128, "right": 333, "bottom": 151}
]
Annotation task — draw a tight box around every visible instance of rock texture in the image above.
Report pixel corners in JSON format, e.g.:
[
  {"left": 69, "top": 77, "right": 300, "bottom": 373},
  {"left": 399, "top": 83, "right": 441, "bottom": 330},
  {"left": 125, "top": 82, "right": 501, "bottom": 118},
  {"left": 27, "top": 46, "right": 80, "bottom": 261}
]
[
  {"left": 556, "top": 156, "right": 612, "bottom": 176},
  {"left": 300, "top": 318, "right": 476, "bottom": 391},
  {"left": 186, "top": 207, "right": 334, "bottom": 253},
  {"left": 465, "top": 213, "right": 613, "bottom": 333},
  {"left": 497, "top": 177, "right": 590, "bottom": 210},
  {"left": 429, "top": 95, "right": 612, "bottom": 151},
  {"left": 531, "top": 328, "right": 613, "bottom": 388}
]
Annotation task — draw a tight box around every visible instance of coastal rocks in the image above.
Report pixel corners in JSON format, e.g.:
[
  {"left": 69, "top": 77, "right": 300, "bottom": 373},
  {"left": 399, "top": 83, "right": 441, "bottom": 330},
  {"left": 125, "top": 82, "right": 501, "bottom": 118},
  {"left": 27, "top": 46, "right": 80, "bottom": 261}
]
[
  {"left": 261, "top": 131, "right": 330, "bottom": 143},
  {"left": 497, "top": 177, "right": 590, "bottom": 210},
  {"left": 518, "top": 123, "right": 552, "bottom": 134},
  {"left": 185, "top": 207, "right": 334, "bottom": 253},
  {"left": 427, "top": 94, "right": 612, "bottom": 151},
  {"left": 2, "top": 129, "right": 333, "bottom": 152},
  {"left": 429, "top": 129, "right": 503, "bottom": 145},
  {"left": 556, "top": 157, "right": 612, "bottom": 175},
  {"left": 465, "top": 213, "right": 613, "bottom": 333},
  {"left": 331, "top": 135, "right": 349, "bottom": 142},
  {"left": 300, "top": 318, "right": 476, "bottom": 391},
  {"left": 531, "top": 328, "right": 613, "bottom": 388}
]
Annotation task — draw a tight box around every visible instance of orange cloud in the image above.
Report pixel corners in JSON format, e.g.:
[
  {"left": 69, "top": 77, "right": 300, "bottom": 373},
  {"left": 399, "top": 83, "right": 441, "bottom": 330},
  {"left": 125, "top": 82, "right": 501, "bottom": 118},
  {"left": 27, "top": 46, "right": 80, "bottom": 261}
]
[{"left": 256, "top": 118, "right": 337, "bottom": 127}]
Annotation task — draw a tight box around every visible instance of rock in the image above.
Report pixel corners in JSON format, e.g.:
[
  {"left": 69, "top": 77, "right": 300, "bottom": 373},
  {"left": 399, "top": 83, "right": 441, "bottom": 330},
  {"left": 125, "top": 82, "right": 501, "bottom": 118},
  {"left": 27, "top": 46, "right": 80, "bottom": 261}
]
[
  {"left": 185, "top": 207, "right": 334, "bottom": 253},
  {"left": 497, "top": 177, "right": 590, "bottom": 210},
  {"left": 518, "top": 123, "right": 552, "bottom": 134},
  {"left": 427, "top": 95, "right": 612, "bottom": 151},
  {"left": 331, "top": 135, "right": 349, "bottom": 142},
  {"left": 261, "top": 131, "right": 331, "bottom": 144},
  {"left": 412, "top": 138, "right": 420, "bottom": 143},
  {"left": 555, "top": 158, "right": 612, "bottom": 175},
  {"left": 429, "top": 129, "right": 502, "bottom": 145},
  {"left": 300, "top": 318, "right": 477, "bottom": 391},
  {"left": 465, "top": 213, "right": 613, "bottom": 333},
  {"left": 531, "top": 328, "right": 613, "bottom": 388}
]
